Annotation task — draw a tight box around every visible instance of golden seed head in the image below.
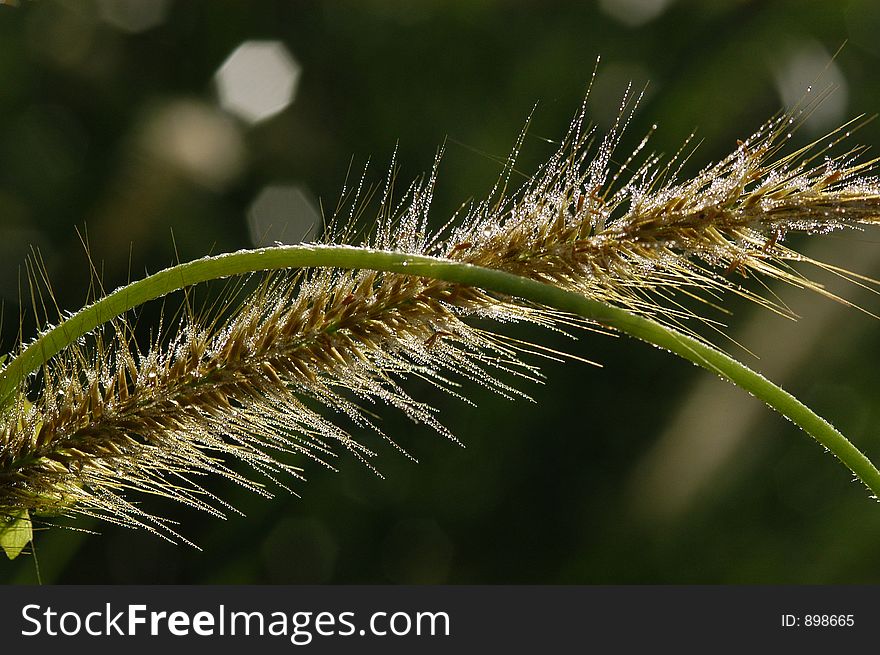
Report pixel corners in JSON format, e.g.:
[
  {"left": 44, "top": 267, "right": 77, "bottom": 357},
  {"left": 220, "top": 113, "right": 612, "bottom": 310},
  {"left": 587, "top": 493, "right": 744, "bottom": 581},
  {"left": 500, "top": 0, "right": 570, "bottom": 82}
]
[{"left": 1, "top": 95, "right": 879, "bottom": 541}]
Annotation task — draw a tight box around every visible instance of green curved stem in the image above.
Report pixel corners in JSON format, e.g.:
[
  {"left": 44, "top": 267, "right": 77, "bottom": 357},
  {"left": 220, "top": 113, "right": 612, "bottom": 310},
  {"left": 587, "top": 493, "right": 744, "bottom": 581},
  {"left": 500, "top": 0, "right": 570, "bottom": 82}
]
[{"left": 2, "top": 244, "right": 879, "bottom": 498}]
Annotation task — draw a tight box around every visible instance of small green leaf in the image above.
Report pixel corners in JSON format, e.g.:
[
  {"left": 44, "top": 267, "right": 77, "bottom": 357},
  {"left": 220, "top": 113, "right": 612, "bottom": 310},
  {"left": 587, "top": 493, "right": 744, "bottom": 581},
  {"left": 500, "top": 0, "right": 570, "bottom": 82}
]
[{"left": 1, "top": 509, "right": 33, "bottom": 560}]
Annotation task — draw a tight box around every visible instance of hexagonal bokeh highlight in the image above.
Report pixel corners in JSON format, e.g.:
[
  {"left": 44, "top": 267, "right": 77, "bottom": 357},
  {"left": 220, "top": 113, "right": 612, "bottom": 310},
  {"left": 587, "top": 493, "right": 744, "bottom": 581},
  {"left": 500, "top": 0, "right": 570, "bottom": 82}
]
[
  {"left": 772, "top": 40, "right": 847, "bottom": 133},
  {"left": 214, "top": 40, "right": 301, "bottom": 125},
  {"left": 247, "top": 184, "right": 322, "bottom": 246}
]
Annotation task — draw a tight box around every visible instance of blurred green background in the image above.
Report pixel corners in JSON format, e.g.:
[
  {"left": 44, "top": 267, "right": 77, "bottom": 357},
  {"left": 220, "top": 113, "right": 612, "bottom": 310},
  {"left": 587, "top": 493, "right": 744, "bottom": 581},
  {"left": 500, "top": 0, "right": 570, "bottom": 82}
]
[{"left": 2, "top": 0, "right": 880, "bottom": 584}]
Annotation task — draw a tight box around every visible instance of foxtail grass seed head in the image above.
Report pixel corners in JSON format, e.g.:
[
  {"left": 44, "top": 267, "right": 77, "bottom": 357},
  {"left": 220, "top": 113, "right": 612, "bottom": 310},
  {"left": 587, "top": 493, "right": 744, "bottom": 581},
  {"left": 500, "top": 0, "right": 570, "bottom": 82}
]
[{"left": 2, "top": 89, "right": 880, "bottom": 546}]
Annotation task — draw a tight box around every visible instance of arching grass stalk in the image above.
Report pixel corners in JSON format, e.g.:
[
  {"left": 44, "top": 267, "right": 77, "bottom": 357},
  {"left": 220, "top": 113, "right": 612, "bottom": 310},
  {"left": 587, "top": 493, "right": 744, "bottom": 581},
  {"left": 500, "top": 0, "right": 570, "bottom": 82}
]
[
  {"left": 2, "top": 244, "right": 878, "bottom": 499},
  {"left": 5, "top": 91, "right": 880, "bottom": 553}
]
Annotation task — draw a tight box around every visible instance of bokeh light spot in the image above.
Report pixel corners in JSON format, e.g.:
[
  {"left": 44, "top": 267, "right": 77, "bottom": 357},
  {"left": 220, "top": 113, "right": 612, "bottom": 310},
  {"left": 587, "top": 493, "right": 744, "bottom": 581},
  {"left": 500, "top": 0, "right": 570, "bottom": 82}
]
[
  {"left": 139, "top": 99, "right": 245, "bottom": 188},
  {"left": 598, "top": 0, "right": 674, "bottom": 27},
  {"left": 214, "top": 40, "right": 301, "bottom": 125},
  {"left": 247, "top": 184, "right": 322, "bottom": 246},
  {"left": 772, "top": 41, "right": 848, "bottom": 133},
  {"left": 97, "top": 0, "right": 171, "bottom": 33}
]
